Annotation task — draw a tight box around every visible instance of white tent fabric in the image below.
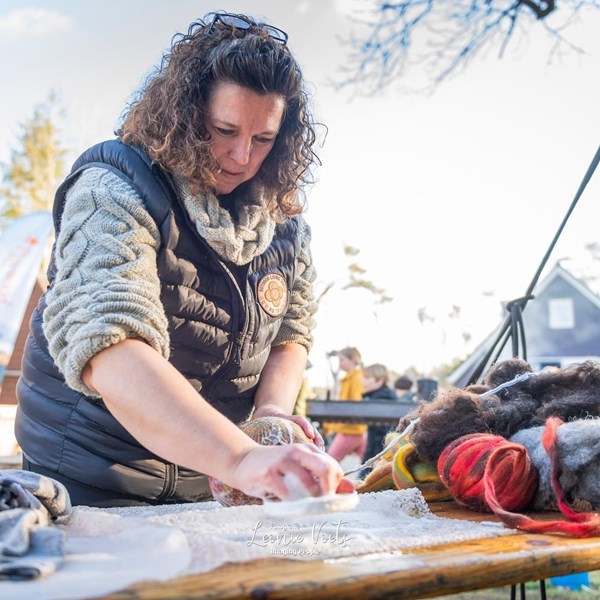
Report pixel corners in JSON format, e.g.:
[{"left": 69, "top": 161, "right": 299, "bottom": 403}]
[{"left": 0, "top": 212, "right": 53, "bottom": 386}]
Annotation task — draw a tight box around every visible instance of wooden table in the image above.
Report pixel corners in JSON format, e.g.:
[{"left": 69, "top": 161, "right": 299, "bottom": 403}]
[{"left": 101, "top": 502, "right": 600, "bottom": 599}]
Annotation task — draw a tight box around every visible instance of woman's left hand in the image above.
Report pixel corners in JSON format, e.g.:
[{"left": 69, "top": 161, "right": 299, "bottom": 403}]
[{"left": 253, "top": 404, "right": 325, "bottom": 450}]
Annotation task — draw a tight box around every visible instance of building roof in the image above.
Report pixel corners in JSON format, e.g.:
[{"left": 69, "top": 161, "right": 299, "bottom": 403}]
[{"left": 448, "top": 263, "right": 600, "bottom": 388}]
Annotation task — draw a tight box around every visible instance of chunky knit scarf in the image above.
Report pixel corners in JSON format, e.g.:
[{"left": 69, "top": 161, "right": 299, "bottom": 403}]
[{"left": 173, "top": 178, "right": 276, "bottom": 266}]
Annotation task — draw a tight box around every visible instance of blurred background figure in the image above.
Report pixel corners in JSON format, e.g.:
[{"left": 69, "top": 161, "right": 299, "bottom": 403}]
[
  {"left": 394, "top": 375, "right": 416, "bottom": 403},
  {"left": 326, "top": 347, "right": 366, "bottom": 462},
  {"left": 360, "top": 363, "right": 397, "bottom": 475},
  {"left": 416, "top": 377, "right": 438, "bottom": 402},
  {"left": 293, "top": 360, "right": 315, "bottom": 418}
]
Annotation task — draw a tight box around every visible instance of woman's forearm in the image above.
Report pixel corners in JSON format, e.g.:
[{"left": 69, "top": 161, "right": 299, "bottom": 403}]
[
  {"left": 253, "top": 343, "right": 307, "bottom": 416},
  {"left": 83, "top": 339, "right": 335, "bottom": 497},
  {"left": 83, "top": 338, "right": 257, "bottom": 484}
]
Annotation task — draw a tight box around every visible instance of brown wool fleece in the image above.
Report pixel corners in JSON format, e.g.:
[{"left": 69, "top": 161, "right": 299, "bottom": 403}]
[{"left": 398, "top": 359, "right": 600, "bottom": 465}]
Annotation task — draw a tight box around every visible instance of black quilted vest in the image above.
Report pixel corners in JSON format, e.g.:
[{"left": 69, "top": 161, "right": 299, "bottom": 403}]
[{"left": 15, "top": 140, "right": 300, "bottom": 502}]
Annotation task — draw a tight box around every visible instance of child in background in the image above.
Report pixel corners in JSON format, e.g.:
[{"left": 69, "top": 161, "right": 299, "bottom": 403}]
[
  {"left": 326, "top": 347, "right": 366, "bottom": 462},
  {"left": 361, "top": 364, "right": 398, "bottom": 468},
  {"left": 394, "top": 375, "right": 416, "bottom": 402}
]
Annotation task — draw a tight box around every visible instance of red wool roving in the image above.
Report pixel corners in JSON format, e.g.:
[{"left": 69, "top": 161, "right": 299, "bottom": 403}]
[
  {"left": 437, "top": 433, "right": 538, "bottom": 513},
  {"left": 438, "top": 419, "right": 600, "bottom": 537}
]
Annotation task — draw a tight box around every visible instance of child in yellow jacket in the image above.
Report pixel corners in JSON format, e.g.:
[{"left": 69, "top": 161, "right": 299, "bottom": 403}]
[{"left": 326, "top": 347, "right": 367, "bottom": 462}]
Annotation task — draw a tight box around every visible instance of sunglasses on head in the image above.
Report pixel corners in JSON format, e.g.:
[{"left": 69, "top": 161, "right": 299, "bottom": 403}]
[{"left": 208, "top": 12, "right": 288, "bottom": 46}]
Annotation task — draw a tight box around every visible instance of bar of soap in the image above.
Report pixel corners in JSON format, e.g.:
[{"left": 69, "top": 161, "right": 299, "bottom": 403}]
[
  {"left": 281, "top": 472, "right": 312, "bottom": 500},
  {"left": 263, "top": 492, "right": 359, "bottom": 517}
]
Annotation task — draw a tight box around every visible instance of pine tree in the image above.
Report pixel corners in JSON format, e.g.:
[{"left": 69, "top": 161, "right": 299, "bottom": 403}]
[{"left": 0, "top": 93, "right": 66, "bottom": 225}]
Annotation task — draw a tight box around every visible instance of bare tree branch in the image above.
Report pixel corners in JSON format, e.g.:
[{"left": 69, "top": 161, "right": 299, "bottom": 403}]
[{"left": 338, "top": 0, "right": 600, "bottom": 92}]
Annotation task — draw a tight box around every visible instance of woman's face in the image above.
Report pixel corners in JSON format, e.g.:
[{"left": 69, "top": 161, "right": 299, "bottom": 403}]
[{"left": 206, "top": 81, "right": 285, "bottom": 195}]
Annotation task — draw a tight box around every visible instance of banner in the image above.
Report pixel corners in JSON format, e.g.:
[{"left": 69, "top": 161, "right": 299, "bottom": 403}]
[{"left": 0, "top": 212, "right": 53, "bottom": 386}]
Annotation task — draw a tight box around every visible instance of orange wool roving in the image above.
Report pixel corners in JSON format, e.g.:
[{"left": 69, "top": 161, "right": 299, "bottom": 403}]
[{"left": 437, "top": 433, "right": 539, "bottom": 513}]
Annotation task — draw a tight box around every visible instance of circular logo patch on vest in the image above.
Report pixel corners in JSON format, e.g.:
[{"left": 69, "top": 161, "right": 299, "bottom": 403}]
[{"left": 257, "top": 272, "right": 288, "bottom": 317}]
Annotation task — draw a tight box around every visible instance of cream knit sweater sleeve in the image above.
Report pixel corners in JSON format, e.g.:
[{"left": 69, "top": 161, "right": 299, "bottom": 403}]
[
  {"left": 42, "top": 167, "right": 170, "bottom": 397},
  {"left": 272, "top": 216, "right": 318, "bottom": 352}
]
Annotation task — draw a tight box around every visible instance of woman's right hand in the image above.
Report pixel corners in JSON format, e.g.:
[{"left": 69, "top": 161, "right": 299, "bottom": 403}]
[{"left": 231, "top": 443, "right": 354, "bottom": 501}]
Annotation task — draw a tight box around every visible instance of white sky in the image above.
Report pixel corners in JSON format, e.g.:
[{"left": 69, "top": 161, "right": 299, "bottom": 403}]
[{"left": 2, "top": 0, "right": 600, "bottom": 390}]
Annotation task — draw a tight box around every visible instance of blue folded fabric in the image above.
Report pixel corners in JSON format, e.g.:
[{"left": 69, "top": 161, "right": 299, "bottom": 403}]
[{"left": 0, "top": 470, "right": 71, "bottom": 580}]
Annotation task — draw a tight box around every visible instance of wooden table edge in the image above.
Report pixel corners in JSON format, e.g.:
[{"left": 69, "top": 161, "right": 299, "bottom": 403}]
[{"left": 100, "top": 503, "right": 600, "bottom": 600}]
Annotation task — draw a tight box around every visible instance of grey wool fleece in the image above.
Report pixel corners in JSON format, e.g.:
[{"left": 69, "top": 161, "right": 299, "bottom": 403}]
[
  {"left": 43, "top": 167, "right": 317, "bottom": 397},
  {"left": 510, "top": 418, "right": 600, "bottom": 512}
]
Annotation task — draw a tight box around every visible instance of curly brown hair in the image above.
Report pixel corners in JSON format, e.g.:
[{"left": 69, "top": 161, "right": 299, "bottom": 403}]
[{"left": 118, "top": 13, "right": 321, "bottom": 217}]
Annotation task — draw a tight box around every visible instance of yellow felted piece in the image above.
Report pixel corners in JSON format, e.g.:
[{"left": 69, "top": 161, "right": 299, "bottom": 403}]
[
  {"left": 392, "top": 441, "right": 453, "bottom": 502},
  {"left": 355, "top": 461, "right": 395, "bottom": 493},
  {"left": 380, "top": 431, "right": 403, "bottom": 461}
]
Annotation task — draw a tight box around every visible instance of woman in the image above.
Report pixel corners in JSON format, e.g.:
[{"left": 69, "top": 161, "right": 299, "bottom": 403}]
[
  {"left": 15, "top": 12, "right": 351, "bottom": 507},
  {"left": 326, "top": 347, "right": 367, "bottom": 462}
]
